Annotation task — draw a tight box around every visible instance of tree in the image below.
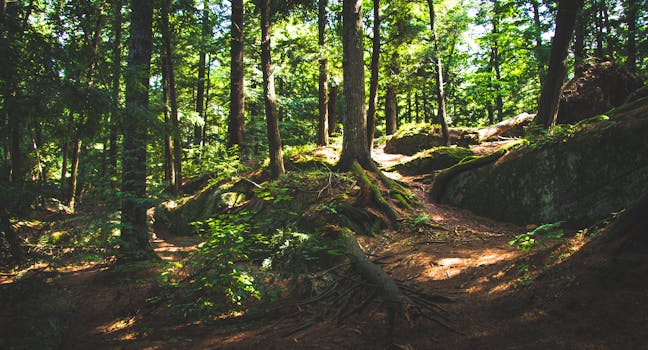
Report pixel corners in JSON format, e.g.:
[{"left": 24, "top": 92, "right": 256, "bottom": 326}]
[
  {"left": 260, "top": 0, "right": 285, "bottom": 178},
  {"left": 194, "top": 0, "right": 210, "bottom": 146},
  {"left": 228, "top": 0, "right": 246, "bottom": 156},
  {"left": 426, "top": 0, "right": 449, "bottom": 145},
  {"left": 384, "top": 53, "right": 399, "bottom": 136},
  {"left": 366, "top": 0, "right": 380, "bottom": 150},
  {"left": 317, "top": 0, "right": 329, "bottom": 146},
  {"left": 623, "top": 0, "right": 637, "bottom": 72},
  {"left": 160, "top": 0, "right": 181, "bottom": 192},
  {"left": 108, "top": 0, "right": 122, "bottom": 177},
  {"left": 337, "top": 0, "right": 372, "bottom": 170},
  {"left": 534, "top": 0, "right": 583, "bottom": 128},
  {"left": 120, "top": 0, "right": 154, "bottom": 260}
]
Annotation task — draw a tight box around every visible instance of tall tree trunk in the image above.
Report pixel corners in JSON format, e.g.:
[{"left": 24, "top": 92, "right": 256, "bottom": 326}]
[
  {"left": 160, "top": 0, "right": 180, "bottom": 192},
  {"left": 366, "top": 0, "right": 380, "bottom": 150},
  {"left": 68, "top": 139, "right": 82, "bottom": 209},
  {"left": 623, "top": 0, "right": 637, "bottom": 72},
  {"left": 69, "top": 3, "right": 104, "bottom": 211},
  {"left": 385, "top": 52, "right": 399, "bottom": 135},
  {"left": 317, "top": 0, "right": 329, "bottom": 146},
  {"left": 426, "top": 0, "right": 449, "bottom": 146},
  {"left": 121, "top": 0, "right": 154, "bottom": 260},
  {"left": 203, "top": 54, "right": 211, "bottom": 146},
  {"left": 229, "top": 0, "right": 246, "bottom": 156},
  {"left": 260, "top": 0, "right": 285, "bottom": 179},
  {"left": 328, "top": 84, "right": 338, "bottom": 136},
  {"left": 573, "top": 5, "right": 586, "bottom": 75},
  {"left": 385, "top": 86, "right": 397, "bottom": 135},
  {"left": 406, "top": 91, "right": 412, "bottom": 123},
  {"left": 531, "top": 0, "right": 546, "bottom": 83},
  {"left": 594, "top": 0, "right": 604, "bottom": 57},
  {"left": 534, "top": 0, "right": 582, "bottom": 128},
  {"left": 194, "top": 0, "right": 209, "bottom": 146},
  {"left": 338, "top": 0, "right": 372, "bottom": 170},
  {"left": 415, "top": 92, "right": 420, "bottom": 123},
  {"left": 60, "top": 141, "right": 68, "bottom": 194},
  {"left": 109, "top": 0, "right": 122, "bottom": 177},
  {"left": 490, "top": 0, "right": 504, "bottom": 122}
]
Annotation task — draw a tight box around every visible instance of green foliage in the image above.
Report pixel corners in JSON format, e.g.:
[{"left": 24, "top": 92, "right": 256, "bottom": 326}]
[{"left": 508, "top": 222, "right": 565, "bottom": 252}]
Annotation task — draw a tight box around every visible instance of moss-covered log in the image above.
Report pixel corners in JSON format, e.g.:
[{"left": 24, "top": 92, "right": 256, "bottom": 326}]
[{"left": 388, "top": 146, "right": 474, "bottom": 176}]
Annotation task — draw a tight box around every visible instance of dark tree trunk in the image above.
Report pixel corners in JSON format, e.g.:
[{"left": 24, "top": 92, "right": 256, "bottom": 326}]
[
  {"left": 534, "top": 0, "right": 582, "bottom": 128},
  {"left": 406, "top": 91, "right": 412, "bottom": 123},
  {"left": 317, "top": 0, "right": 329, "bottom": 146},
  {"left": 427, "top": 0, "right": 449, "bottom": 146},
  {"left": 68, "top": 139, "right": 82, "bottom": 209},
  {"left": 415, "top": 92, "right": 420, "bottom": 123},
  {"left": 229, "top": 0, "right": 246, "bottom": 155},
  {"left": 109, "top": 0, "right": 122, "bottom": 177},
  {"left": 385, "top": 52, "right": 399, "bottom": 136},
  {"left": 594, "top": 0, "right": 604, "bottom": 57},
  {"left": 69, "top": 4, "right": 104, "bottom": 211},
  {"left": 490, "top": 0, "right": 504, "bottom": 122},
  {"left": 203, "top": 54, "right": 211, "bottom": 146},
  {"left": 385, "top": 86, "right": 397, "bottom": 135},
  {"left": 573, "top": 5, "right": 585, "bottom": 75},
  {"left": 366, "top": 0, "right": 380, "bottom": 150},
  {"left": 531, "top": 0, "right": 546, "bottom": 83},
  {"left": 338, "top": 0, "right": 372, "bottom": 170},
  {"left": 160, "top": 0, "right": 180, "bottom": 192},
  {"left": 423, "top": 94, "right": 430, "bottom": 123},
  {"left": 623, "top": 0, "right": 637, "bottom": 72},
  {"left": 194, "top": 0, "right": 209, "bottom": 146},
  {"left": 60, "top": 141, "right": 68, "bottom": 194},
  {"left": 260, "top": 0, "right": 285, "bottom": 179},
  {"left": 328, "top": 84, "right": 338, "bottom": 136},
  {"left": 121, "top": 0, "right": 154, "bottom": 260}
]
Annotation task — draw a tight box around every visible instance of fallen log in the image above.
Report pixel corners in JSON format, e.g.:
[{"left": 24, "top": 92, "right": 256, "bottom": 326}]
[{"left": 462, "top": 112, "right": 535, "bottom": 144}]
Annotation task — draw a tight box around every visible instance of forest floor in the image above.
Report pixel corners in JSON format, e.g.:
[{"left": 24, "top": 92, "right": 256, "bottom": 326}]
[{"left": 1, "top": 143, "right": 647, "bottom": 349}]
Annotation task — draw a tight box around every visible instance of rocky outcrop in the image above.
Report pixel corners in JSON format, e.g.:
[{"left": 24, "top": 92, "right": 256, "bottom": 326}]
[
  {"left": 557, "top": 60, "right": 643, "bottom": 124},
  {"left": 433, "top": 98, "right": 648, "bottom": 227}
]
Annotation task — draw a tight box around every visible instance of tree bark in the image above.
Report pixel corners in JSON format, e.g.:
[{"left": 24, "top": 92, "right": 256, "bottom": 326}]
[
  {"left": 573, "top": 5, "right": 585, "bottom": 75},
  {"left": 426, "top": 0, "right": 449, "bottom": 146},
  {"left": 109, "top": 0, "right": 122, "bottom": 177},
  {"left": 366, "top": 0, "right": 380, "bottom": 151},
  {"left": 194, "top": 0, "right": 209, "bottom": 146},
  {"left": 260, "top": 0, "right": 285, "bottom": 179},
  {"left": 121, "top": 0, "right": 154, "bottom": 260},
  {"left": 328, "top": 84, "right": 338, "bottom": 136},
  {"left": 317, "top": 0, "right": 329, "bottom": 146},
  {"left": 228, "top": 0, "right": 246, "bottom": 156},
  {"left": 534, "top": 0, "right": 582, "bottom": 128},
  {"left": 531, "top": 0, "right": 546, "bottom": 84},
  {"left": 623, "top": 0, "right": 637, "bottom": 73},
  {"left": 338, "top": 0, "right": 372, "bottom": 171},
  {"left": 414, "top": 92, "right": 420, "bottom": 123},
  {"left": 160, "top": 0, "right": 180, "bottom": 192},
  {"left": 385, "top": 86, "right": 397, "bottom": 135},
  {"left": 60, "top": 141, "right": 68, "bottom": 194},
  {"left": 490, "top": 0, "right": 504, "bottom": 122}
]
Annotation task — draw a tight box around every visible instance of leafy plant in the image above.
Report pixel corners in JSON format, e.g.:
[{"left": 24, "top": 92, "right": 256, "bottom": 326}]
[{"left": 508, "top": 221, "right": 565, "bottom": 252}]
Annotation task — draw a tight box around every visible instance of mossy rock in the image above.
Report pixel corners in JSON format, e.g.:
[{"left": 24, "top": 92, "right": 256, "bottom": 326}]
[
  {"left": 154, "top": 181, "right": 249, "bottom": 236},
  {"left": 388, "top": 146, "right": 474, "bottom": 175},
  {"left": 436, "top": 99, "right": 648, "bottom": 227},
  {"left": 384, "top": 124, "right": 476, "bottom": 155}
]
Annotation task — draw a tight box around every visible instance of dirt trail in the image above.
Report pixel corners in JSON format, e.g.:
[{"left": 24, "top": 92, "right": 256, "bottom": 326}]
[{"left": 2, "top": 146, "right": 645, "bottom": 349}]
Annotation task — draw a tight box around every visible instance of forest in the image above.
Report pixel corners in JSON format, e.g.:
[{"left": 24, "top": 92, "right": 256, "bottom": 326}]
[{"left": 1, "top": 0, "right": 647, "bottom": 348}]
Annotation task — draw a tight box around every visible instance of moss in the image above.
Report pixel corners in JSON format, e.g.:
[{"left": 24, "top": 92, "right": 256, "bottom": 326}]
[
  {"left": 384, "top": 124, "right": 476, "bottom": 155},
  {"left": 438, "top": 111, "right": 648, "bottom": 226},
  {"left": 389, "top": 146, "right": 474, "bottom": 175}
]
